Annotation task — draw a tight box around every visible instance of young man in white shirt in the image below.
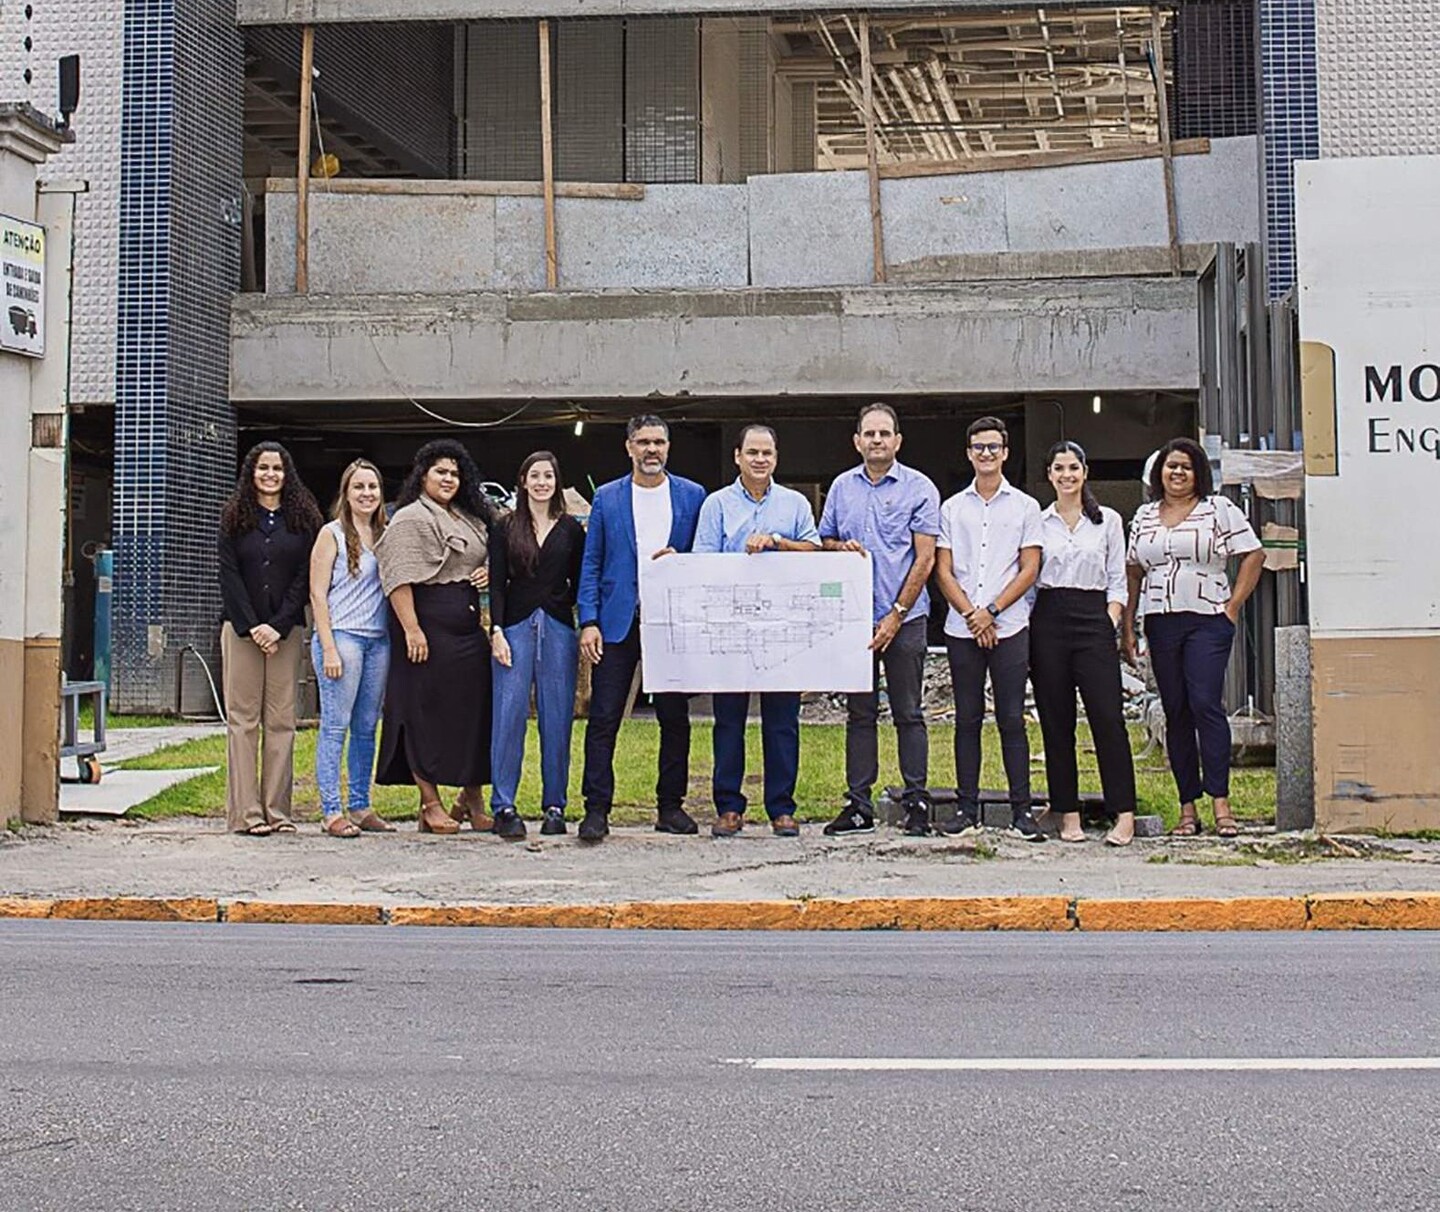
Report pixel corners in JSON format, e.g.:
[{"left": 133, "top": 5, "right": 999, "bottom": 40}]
[{"left": 933, "top": 416, "right": 1046, "bottom": 840}]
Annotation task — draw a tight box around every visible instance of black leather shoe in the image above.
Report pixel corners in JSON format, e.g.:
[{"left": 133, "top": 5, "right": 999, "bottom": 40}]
[
  {"left": 494, "top": 808, "right": 527, "bottom": 840},
  {"left": 578, "top": 808, "right": 610, "bottom": 843},
  {"left": 540, "top": 807, "right": 567, "bottom": 836},
  {"left": 937, "top": 807, "right": 980, "bottom": 836},
  {"left": 902, "top": 802, "right": 932, "bottom": 836},
  {"left": 655, "top": 806, "right": 699, "bottom": 835}
]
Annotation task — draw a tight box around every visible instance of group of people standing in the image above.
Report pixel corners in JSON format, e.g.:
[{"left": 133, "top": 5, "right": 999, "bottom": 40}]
[{"left": 216, "top": 403, "right": 1263, "bottom": 844}]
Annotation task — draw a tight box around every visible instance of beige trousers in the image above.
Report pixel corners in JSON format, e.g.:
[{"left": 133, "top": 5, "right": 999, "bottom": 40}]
[{"left": 222, "top": 622, "right": 302, "bottom": 832}]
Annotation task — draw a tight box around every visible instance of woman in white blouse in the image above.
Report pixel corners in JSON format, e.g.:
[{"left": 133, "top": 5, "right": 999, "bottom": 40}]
[
  {"left": 1031, "top": 442, "right": 1137, "bottom": 846},
  {"left": 1122, "top": 437, "right": 1264, "bottom": 837}
]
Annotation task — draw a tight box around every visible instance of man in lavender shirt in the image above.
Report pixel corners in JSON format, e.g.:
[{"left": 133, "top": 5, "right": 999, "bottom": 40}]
[{"left": 818, "top": 403, "right": 941, "bottom": 836}]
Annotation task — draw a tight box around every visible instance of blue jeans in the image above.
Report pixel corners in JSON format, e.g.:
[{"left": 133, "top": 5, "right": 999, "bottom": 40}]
[
  {"left": 491, "top": 608, "right": 578, "bottom": 811},
  {"left": 712, "top": 692, "right": 801, "bottom": 820},
  {"left": 310, "top": 630, "right": 390, "bottom": 817},
  {"left": 1144, "top": 611, "right": 1236, "bottom": 803}
]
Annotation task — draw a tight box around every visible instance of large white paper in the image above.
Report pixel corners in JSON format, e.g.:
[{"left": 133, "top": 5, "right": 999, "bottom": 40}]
[{"left": 639, "top": 552, "right": 874, "bottom": 693}]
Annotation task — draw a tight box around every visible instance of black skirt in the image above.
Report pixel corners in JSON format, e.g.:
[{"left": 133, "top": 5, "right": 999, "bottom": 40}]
[{"left": 376, "top": 581, "right": 492, "bottom": 787}]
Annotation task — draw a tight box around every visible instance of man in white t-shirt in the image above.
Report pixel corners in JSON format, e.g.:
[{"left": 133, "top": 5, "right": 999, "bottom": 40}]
[
  {"left": 576, "top": 415, "right": 708, "bottom": 843},
  {"left": 933, "top": 416, "right": 1046, "bottom": 840}
]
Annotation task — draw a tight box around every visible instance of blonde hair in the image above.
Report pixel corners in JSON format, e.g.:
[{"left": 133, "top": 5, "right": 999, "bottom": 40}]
[{"left": 330, "top": 459, "right": 387, "bottom": 577}]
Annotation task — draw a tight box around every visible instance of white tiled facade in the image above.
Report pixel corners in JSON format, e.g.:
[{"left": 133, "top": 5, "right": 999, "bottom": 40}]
[
  {"left": 0, "top": 0, "right": 122, "bottom": 406},
  {"left": 1315, "top": 0, "right": 1440, "bottom": 157}
]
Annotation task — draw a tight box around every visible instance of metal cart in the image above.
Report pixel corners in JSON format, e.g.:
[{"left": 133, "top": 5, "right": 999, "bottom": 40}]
[{"left": 60, "top": 680, "right": 107, "bottom": 784}]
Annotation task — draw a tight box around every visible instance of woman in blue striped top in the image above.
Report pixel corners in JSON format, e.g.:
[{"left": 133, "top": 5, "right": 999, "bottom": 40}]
[{"left": 308, "top": 459, "right": 392, "bottom": 837}]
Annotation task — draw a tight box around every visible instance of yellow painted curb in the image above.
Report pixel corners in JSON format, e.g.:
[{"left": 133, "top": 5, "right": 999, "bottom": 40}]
[
  {"left": 0, "top": 896, "right": 56, "bottom": 919},
  {"left": 1306, "top": 892, "right": 1440, "bottom": 931},
  {"left": 225, "top": 901, "right": 384, "bottom": 926},
  {"left": 390, "top": 904, "right": 616, "bottom": 929},
  {"left": 799, "top": 896, "right": 1072, "bottom": 931},
  {"left": 48, "top": 896, "right": 218, "bottom": 922},
  {"left": 1076, "top": 896, "right": 1309, "bottom": 932},
  {"left": 610, "top": 900, "right": 806, "bottom": 930}
]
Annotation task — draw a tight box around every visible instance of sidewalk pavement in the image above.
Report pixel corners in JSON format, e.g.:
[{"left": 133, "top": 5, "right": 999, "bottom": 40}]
[
  {"left": 3, "top": 815, "right": 1440, "bottom": 930},
  {"left": 17, "top": 724, "right": 1437, "bottom": 931}
]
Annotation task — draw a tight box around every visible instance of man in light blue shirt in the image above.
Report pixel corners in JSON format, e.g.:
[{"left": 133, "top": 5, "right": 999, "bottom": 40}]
[
  {"left": 693, "top": 424, "right": 821, "bottom": 837},
  {"left": 818, "top": 403, "right": 941, "bottom": 837}
]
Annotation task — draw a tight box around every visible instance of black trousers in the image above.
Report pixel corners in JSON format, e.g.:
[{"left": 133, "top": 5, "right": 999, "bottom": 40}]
[
  {"left": 581, "top": 620, "right": 690, "bottom": 814},
  {"left": 1029, "top": 589, "right": 1135, "bottom": 817},
  {"left": 946, "top": 628, "right": 1031, "bottom": 814}
]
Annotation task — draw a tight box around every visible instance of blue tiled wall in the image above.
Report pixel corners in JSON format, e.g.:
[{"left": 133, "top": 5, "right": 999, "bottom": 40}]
[
  {"left": 114, "top": 0, "right": 243, "bottom": 712},
  {"left": 1260, "top": 0, "right": 1320, "bottom": 298}
]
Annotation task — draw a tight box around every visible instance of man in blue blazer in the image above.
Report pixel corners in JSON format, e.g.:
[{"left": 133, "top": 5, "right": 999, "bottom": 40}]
[{"left": 576, "top": 414, "right": 707, "bottom": 842}]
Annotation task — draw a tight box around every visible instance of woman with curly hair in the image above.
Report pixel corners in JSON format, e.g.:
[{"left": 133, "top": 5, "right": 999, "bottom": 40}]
[
  {"left": 218, "top": 441, "right": 325, "bottom": 835},
  {"left": 375, "top": 439, "right": 498, "bottom": 834}
]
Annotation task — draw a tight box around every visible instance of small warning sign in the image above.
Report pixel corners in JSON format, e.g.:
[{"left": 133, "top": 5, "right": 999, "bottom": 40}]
[{"left": 0, "top": 213, "right": 45, "bottom": 358}]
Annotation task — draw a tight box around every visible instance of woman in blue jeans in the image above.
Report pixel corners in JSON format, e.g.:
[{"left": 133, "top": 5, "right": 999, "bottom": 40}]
[
  {"left": 1122, "top": 438, "right": 1264, "bottom": 838},
  {"left": 308, "top": 459, "right": 392, "bottom": 837},
  {"left": 488, "top": 451, "right": 585, "bottom": 840}
]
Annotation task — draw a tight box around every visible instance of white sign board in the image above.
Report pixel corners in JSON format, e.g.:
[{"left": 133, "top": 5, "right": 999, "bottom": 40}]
[
  {"left": 1296, "top": 157, "right": 1440, "bottom": 635},
  {"left": 639, "top": 552, "right": 875, "bottom": 693},
  {"left": 0, "top": 213, "right": 44, "bottom": 358}
]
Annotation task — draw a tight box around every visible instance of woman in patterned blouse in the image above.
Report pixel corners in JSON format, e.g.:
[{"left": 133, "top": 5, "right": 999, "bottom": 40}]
[{"left": 1121, "top": 438, "right": 1265, "bottom": 838}]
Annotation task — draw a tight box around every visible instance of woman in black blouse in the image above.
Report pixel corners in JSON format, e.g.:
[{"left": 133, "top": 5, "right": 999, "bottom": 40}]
[
  {"left": 218, "top": 441, "right": 324, "bottom": 835},
  {"left": 487, "top": 451, "right": 585, "bottom": 839}
]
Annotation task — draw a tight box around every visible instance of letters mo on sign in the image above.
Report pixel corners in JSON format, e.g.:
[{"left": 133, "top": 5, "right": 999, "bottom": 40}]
[
  {"left": 1295, "top": 157, "right": 1440, "bottom": 635},
  {"left": 0, "top": 213, "right": 45, "bottom": 358}
]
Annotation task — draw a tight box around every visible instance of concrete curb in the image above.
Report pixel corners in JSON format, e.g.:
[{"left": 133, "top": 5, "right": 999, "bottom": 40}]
[{"left": 2, "top": 893, "right": 1440, "bottom": 930}]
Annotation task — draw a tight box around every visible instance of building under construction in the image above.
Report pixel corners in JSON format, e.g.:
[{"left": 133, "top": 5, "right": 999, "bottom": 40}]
[{"left": 5, "top": 0, "right": 1332, "bottom": 713}]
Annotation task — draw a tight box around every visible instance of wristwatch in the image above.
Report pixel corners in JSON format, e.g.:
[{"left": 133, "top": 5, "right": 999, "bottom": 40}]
[
  {"left": 891, "top": 601, "right": 909, "bottom": 618},
  {"left": 770, "top": 533, "right": 784, "bottom": 548},
  {"left": 985, "top": 601, "right": 1001, "bottom": 617}
]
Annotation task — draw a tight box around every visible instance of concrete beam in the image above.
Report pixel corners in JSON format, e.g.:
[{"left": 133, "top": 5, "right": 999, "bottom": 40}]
[
  {"left": 237, "top": 0, "right": 1086, "bottom": 23},
  {"left": 230, "top": 279, "right": 1199, "bottom": 403}
]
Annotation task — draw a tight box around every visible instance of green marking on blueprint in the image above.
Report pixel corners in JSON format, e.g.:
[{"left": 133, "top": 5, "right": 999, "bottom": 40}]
[{"left": 820, "top": 582, "right": 842, "bottom": 598}]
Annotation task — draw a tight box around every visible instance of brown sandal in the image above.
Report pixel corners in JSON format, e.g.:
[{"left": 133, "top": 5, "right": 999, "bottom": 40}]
[
  {"left": 351, "top": 810, "right": 395, "bottom": 833},
  {"left": 1213, "top": 814, "right": 1240, "bottom": 838},
  {"left": 323, "top": 815, "right": 362, "bottom": 838},
  {"left": 449, "top": 795, "right": 494, "bottom": 833},
  {"left": 1170, "top": 814, "right": 1203, "bottom": 837},
  {"left": 418, "top": 801, "right": 460, "bottom": 834}
]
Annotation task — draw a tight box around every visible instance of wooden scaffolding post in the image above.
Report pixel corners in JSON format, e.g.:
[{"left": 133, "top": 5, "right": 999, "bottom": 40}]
[
  {"left": 539, "top": 19, "right": 558, "bottom": 290},
  {"left": 295, "top": 24, "right": 315, "bottom": 294},
  {"left": 1150, "top": 5, "right": 1181, "bottom": 277},
  {"left": 859, "top": 12, "right": 886, "bottom": 284}
]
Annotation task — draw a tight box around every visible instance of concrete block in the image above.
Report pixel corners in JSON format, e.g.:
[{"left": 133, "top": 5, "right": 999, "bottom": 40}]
[
  {"left": 1133, "top": 814, "right": 1165, "bottom": 838},
  {"left": 1274, "top": 625, "right": 1315, "bottom": 832},
  {"left": 1174, "top": 136, "right": 1262, "bottom": 244},
  {"left": 748, "top": 171, "right": 872, "bottom": 287},
  {"left": 495, "top": 187, "right": 749, "bottom": 290},
  {"left": 267, "top": 192, "right": 498, "bottom": 295},
  {"left": 982, "top": 802, "right": 1012, "bottom": 829},
  {"left": 880, "top": 173, "right": 1008, "bottom": 269},
  {"left": 1004, "top": 157, "right": 1167, "bottom": 251}
]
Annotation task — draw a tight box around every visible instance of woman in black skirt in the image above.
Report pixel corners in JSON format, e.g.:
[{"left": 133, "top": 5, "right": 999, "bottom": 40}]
[
  {"left": 1030, "top": 440, "right": 1137, "bottom": 846},
  {"left": 375, "top": 439, "right": 498, "bottom": 834}
]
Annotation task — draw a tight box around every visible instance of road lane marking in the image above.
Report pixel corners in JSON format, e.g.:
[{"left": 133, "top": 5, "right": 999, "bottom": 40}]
[{"left": 725, "top": 1057, "right": 1440, "bottom": 1072}]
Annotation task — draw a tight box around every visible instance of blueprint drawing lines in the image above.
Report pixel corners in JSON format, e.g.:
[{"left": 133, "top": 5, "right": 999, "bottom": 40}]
[{"left": 640, "top": 553, "right": 873, "bottom": 693}]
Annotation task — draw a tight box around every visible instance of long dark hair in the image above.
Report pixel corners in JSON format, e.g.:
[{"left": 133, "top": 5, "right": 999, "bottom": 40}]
[
  {"left": 505, "top": 450, "right": 568, "bottom": 576},
  {"left": 1148, "top": 436, "right": 1214, "bottom": 500},
  {"left": 220, "top": 441, "right": 324, "bottom": 538},
  {"left": 330, "top": 459, "right": 388, "bottom": 578},
  {"left": 1046, "top": 440, "right": 1103, "bottom": 525},
  {"left": 396, "top": 438, "right": 496, "bottom": 524}
]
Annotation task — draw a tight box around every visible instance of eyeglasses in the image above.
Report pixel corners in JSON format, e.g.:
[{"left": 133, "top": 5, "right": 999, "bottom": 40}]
[{"left": 970, "top": 443, "right": 1005, "bottom": 455}]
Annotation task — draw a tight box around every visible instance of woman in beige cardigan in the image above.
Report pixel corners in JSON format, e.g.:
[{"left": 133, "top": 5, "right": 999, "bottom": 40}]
[{"left": 374, "top": 440, "right": 498, "bottom": 835}]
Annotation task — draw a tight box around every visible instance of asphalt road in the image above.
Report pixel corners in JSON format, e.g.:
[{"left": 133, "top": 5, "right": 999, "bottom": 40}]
[{"left": 2, "top": 924, "right": 1437, "bottom": 1211}]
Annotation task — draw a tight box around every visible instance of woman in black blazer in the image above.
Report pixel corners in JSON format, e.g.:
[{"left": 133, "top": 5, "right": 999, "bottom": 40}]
[{"left": 218, "top": 441, "right": 324, "bottom": 834}]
